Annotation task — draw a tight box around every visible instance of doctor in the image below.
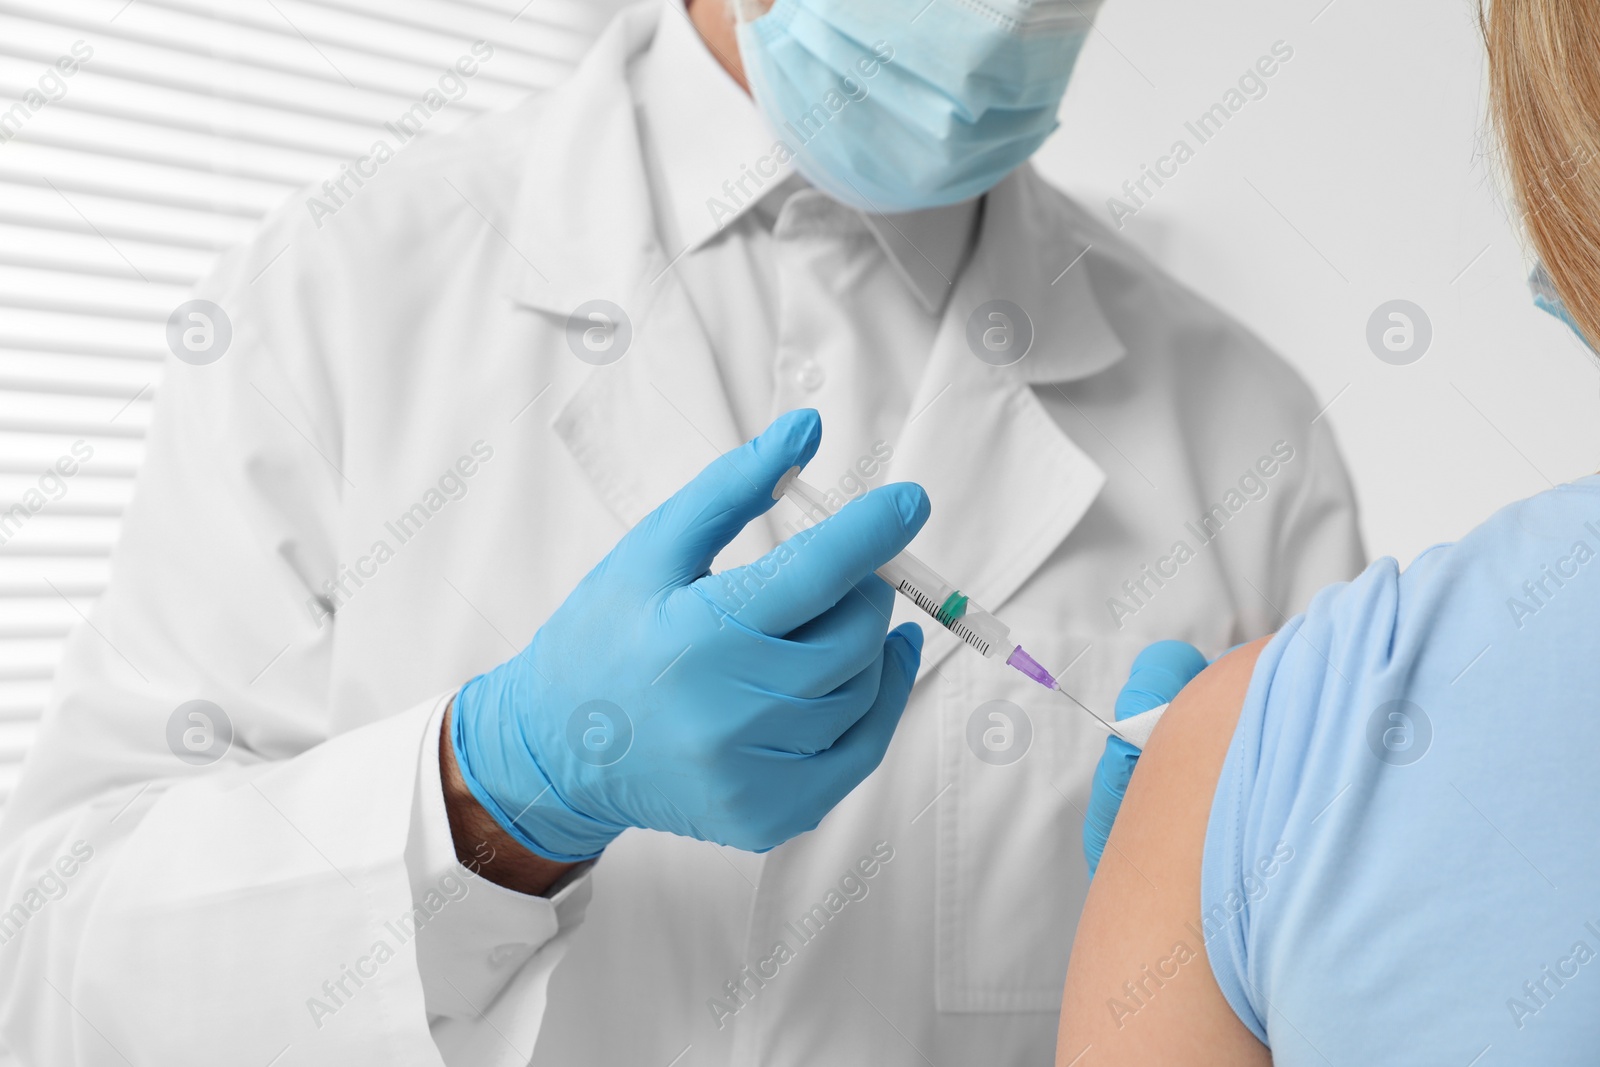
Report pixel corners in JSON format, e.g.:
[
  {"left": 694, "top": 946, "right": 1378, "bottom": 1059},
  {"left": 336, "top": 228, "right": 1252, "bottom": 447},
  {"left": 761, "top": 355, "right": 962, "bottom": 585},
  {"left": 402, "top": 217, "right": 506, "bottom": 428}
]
[{"left": 0, "top": 1, "right": 1363, "bottom": 1065}]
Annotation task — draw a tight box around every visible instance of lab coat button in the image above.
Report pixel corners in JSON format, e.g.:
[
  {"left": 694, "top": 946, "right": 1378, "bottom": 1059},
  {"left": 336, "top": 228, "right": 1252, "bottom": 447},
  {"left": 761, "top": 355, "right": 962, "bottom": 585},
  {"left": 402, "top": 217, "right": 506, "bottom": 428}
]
[
  {"left": 795, "top": 360, "right": 825, "bottom": 392},
  {"left": 488, "top": 943, "right": 532, "bottom": 968}
]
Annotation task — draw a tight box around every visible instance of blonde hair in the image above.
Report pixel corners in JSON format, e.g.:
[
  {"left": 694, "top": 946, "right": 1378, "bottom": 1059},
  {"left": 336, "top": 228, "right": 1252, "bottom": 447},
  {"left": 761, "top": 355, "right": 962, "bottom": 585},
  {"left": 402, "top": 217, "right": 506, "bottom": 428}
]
[{"left": 1485, "top": 0, "right": 1600, "bottom": 343}]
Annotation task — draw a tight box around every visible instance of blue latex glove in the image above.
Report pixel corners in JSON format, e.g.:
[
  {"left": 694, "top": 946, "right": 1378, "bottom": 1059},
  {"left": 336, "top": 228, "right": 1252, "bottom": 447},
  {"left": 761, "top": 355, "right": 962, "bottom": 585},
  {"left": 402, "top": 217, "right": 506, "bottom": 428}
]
[
  {"left": 451, "top": 410, "right": 928, "bottom": 862},
  {"left": 1082, "top": 640, "right": 1208, "bottom": 880}
]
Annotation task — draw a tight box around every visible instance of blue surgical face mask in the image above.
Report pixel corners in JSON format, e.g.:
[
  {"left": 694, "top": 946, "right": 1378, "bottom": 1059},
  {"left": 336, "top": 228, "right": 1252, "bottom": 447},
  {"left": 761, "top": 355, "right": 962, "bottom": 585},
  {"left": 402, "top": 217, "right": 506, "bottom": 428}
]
[
  {"left": 1529, "top": 261, "right": 1595, "bottom": 351},
  {"left": 732, "top": 0, "right": 1103, "bottom": 214}
]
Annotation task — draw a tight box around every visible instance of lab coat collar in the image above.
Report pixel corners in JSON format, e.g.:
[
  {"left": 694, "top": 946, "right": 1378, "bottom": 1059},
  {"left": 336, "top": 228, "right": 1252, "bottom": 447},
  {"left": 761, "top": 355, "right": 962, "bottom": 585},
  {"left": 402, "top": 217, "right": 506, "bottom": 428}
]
[
  {"left": 503, "top": 4, "right": 768, "bottom": 564},
  {"left": 746, "top": 180, "right": 977, "bottom": 316},
  {"left": 638, "top": 0, "right": 975, "bottom": 318},
  {"left": 968, "top": 164, "right": 1127, "bottom": 386},
  {"left": 858, "top": 200, "right": 978, "bottom": 317},
  {"left": 884, "top": 163, "right": 1120, "bottom": 676},
  {"left": 502, "top": 1, "right": 983, "bottom": 323},
  {"left": 501, "top": 4, "right": 668, "bottom": 323},
  {"left": 636, "top": 0, "right": 791, "bottom": 255},
  {"left": 743, "top": 178, "right": 977, "bottom": 317}
]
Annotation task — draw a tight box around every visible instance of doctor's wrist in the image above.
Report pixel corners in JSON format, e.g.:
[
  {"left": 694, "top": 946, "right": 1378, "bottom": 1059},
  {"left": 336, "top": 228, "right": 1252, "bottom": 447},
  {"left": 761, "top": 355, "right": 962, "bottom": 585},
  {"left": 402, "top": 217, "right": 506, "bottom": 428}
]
[
  {"left": 449, "top": 664, "right": 622, "bottom": 862},
  {"left": 440, "top": 702, "right": 581, "bottom": 897}
]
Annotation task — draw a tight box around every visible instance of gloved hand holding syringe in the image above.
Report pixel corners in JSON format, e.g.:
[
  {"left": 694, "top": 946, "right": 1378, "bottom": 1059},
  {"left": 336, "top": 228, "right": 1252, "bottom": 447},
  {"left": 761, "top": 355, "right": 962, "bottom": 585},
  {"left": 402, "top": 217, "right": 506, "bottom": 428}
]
[{"left": 776, "top": 469, "right": 1170, "bottom": 750}]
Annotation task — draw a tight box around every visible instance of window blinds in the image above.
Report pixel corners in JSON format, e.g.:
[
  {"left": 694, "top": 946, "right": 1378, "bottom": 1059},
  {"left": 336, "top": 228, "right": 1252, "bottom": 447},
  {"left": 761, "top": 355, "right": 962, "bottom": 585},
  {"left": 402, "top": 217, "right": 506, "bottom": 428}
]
[{"left": 0, "top": 0, "right": 625, "bottom": 809}]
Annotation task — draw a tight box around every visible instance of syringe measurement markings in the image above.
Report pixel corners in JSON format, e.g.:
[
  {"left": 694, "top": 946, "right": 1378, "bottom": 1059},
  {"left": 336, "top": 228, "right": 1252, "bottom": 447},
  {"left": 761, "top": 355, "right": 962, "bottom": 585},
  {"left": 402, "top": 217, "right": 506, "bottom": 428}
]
[{"left": 898, "top": 581, "right": 991, "bottom": 656}]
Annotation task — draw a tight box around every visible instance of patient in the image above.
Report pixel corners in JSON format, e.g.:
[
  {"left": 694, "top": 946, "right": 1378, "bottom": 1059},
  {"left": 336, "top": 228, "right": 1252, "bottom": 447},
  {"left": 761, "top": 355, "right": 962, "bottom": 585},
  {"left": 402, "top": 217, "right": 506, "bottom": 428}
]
[{"left": 1059, "top": 1, "right": 1600, "bottom": 1061}]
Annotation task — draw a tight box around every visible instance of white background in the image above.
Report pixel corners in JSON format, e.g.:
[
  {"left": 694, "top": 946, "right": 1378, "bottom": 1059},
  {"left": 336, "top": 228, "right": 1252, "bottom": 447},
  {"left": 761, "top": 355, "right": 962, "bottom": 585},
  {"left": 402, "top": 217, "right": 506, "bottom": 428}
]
[{"left": 1040, "top": 0, "right": 1600, "bottom": 566}]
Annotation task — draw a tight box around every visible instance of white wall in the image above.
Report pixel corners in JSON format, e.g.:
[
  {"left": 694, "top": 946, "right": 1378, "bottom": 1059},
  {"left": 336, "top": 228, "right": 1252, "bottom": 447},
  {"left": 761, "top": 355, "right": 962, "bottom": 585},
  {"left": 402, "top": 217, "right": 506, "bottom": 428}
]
[{"left": 1035, "top": 0, "right": 1600, "bottom": 567}]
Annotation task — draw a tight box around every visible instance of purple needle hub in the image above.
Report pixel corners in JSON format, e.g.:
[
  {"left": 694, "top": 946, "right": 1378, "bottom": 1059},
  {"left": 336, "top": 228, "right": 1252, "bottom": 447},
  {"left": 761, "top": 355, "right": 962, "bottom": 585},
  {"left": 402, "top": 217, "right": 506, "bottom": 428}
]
[{"left": 1005, "top": 645, "right": 1057, "bottom": 689}]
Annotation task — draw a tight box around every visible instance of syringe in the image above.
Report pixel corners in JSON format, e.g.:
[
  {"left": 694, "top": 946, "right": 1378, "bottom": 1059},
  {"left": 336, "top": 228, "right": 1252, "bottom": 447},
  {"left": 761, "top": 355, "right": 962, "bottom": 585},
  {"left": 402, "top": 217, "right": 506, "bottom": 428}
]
[{"left": 774, "top": 468, "right": 1138, "bottom": 742}]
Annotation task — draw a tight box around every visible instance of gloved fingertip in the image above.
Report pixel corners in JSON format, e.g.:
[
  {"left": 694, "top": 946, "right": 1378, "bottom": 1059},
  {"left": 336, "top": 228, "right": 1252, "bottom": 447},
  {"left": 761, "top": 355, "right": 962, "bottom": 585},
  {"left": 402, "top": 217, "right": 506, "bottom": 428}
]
[
  {"left": 758, "top": 408, "right": 822, "bottom": 467},
  {"left": 881, "top": 481, "right": 931, "bottom": 531},
  {"left": 1130, "top": 639, "right": 1208, "bottom": 677},
  {"left": 1119, "top": 642, "right": 1208, "bottom": 718},
  {"left": 890, "top": 621, "right": 925, "bottom": 658},
  {"left": 1082, "top": 817, "right": 1109, "bottom": 880},
  {"left": 1208, "top": 641, "right": 1248, "bottom": 666}
]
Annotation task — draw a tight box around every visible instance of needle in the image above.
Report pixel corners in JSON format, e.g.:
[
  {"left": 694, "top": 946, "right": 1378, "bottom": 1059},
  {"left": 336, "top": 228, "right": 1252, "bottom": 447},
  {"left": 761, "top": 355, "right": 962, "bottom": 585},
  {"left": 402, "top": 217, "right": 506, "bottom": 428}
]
[{"left": 1051, "top": 682, "right": 1131, "bottom": 743}]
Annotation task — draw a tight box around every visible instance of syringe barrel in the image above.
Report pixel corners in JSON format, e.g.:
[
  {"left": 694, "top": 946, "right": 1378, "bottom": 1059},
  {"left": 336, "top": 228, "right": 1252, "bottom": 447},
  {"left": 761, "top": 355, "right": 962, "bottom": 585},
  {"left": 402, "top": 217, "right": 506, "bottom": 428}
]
[
  {"left": 881, "top": 550, "right": 1012, "bottom": 658},
  {"left": 876, "top": 550, "right": 956, "bottom": 612},
  {"left": 775, "top": 469, "right": 1013, "bottom": 658}
]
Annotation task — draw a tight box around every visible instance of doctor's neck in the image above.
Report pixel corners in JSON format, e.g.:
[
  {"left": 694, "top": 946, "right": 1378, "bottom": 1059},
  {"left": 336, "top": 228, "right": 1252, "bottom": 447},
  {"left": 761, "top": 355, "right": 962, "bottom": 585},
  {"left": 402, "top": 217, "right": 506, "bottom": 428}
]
[{"left": 690, "top": 0, "right": 771, "bottom": 94}]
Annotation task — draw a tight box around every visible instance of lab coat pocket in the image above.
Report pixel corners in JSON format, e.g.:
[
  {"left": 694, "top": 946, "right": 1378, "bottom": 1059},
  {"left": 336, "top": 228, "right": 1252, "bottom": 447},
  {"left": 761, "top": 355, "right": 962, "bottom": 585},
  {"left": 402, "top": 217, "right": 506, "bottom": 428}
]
[{"left": 934, "top": 632, "right": 1147, "bottom": 1013}]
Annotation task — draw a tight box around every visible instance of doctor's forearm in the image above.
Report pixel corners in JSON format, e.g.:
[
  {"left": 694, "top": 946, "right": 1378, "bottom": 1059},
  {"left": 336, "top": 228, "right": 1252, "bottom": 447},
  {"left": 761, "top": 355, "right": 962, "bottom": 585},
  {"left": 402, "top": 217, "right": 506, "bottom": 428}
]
[{"left": 440, "top": 703, "right": 578, "bottom": 895}]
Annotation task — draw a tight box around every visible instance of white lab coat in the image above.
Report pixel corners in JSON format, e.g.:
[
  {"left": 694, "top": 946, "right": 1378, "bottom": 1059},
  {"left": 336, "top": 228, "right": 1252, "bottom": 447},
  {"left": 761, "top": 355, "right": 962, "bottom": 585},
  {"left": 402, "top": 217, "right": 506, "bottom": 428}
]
[{"left": 0, "top": 4, "right": 1364, "bottom": 1065}]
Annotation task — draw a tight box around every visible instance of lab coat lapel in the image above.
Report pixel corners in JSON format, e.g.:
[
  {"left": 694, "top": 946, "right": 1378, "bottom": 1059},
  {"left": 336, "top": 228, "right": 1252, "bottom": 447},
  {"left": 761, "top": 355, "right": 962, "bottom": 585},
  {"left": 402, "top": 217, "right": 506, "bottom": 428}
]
[
  {"left": 893, "top": 166, "right": 1126, "bottom": 677},
  {"left": 499, "top": 5, "right": 767, "bottom": 563},
  {"left": 549, "top": 291, "right": 753, "bottom": 546}
]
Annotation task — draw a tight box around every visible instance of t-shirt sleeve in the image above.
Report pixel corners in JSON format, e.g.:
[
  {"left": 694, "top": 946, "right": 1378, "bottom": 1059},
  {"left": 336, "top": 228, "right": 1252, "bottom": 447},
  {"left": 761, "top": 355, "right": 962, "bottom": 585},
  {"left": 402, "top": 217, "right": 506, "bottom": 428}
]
[
  {"left": 1200, "top": 556, "right": 1405, "bottom": 1042},
  {"left": 1198, "top": 475, "right": 1600, "bottom": 1060}
]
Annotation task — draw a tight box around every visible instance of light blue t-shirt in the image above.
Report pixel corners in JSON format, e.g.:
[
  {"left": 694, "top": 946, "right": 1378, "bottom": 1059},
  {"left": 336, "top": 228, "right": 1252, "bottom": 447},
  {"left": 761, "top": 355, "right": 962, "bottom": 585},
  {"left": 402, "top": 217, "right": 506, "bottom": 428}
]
[{"left": 1202, "top": 476, "right": 1600, "bottom": 1063}]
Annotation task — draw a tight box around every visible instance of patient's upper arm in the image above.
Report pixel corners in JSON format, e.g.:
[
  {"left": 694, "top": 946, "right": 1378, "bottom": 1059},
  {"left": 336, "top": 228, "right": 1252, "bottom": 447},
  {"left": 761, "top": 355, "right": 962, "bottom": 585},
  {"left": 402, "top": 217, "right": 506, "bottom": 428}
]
[{"left": 1057, "top": 638, "right": 1271, "bottom": 1067}]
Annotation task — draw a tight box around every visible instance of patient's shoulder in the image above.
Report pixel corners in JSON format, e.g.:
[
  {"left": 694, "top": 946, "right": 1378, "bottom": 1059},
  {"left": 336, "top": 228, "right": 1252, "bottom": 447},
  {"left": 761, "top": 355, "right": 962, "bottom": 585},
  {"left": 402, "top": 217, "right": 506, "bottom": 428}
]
[{"left": 1057, "top": 639, "right": 1269, "bottom": 1066}]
